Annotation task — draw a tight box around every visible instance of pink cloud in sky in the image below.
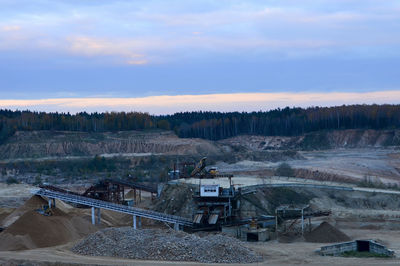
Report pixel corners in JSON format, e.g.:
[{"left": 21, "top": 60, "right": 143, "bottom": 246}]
[{"left": 0, "top": 91, "right": 399, "bottom": 115}]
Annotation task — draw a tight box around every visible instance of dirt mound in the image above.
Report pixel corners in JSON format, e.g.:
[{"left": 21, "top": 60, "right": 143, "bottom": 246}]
[
  {"left": 0, "top": 196, "right": 97, "bottom": 251},
  {"left": 305, "top": 222, "right": 351, "bottom": 243},
  {"left": 0, "top": 208, "right": 14, "bottom": 224},
  {"left": 124, "top": 189, "right": 135, "bottom": 200},
  {"left": 153, "top": 184, "right": 195, "bottom": 218},
  {"left": 1, "top": 195, "right": 49, "bottom": 228},
  {"left": 219, "top": 129, "right": 400, "bottom": 151},
  {"left": 72, "top": 227, "right": 263, "bottom": 263}
]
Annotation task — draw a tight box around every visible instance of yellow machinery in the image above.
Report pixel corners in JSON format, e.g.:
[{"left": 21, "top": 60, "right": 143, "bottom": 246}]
[
  {"left": 190, "top": 157, "right": 207, "bottom": 177},
  {"left": 190, "top": 157, "right": 220, "bottom": 178},
  {"left": 208, "top": 167, "right": 219, "bottom": 176}
]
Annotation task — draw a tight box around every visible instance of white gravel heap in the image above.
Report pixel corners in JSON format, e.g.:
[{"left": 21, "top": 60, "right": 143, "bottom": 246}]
[{"left": 72, "top": 227, "right": 263, "bottom": 263}]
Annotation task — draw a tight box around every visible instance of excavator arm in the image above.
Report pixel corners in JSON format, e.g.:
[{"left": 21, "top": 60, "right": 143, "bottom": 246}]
[{"left": 190, "top": 157, "right": 207, "bottom": 177}]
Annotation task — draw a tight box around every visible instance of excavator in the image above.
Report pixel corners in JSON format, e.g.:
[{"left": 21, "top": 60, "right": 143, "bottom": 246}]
[{"left": 190, "top": 157, "right": 231, "bottom": 179}]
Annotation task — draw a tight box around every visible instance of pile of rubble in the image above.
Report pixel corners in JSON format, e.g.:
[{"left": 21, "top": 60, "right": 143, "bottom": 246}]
[
  {"left": 72, "top": 227, "right": 263, "bottom": 263},
  {"left": 305, "top": 222, "right": 351, "bottom": 243}
]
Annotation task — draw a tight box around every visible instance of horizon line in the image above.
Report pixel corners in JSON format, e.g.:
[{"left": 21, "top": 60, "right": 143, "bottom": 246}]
[{"left": 0, "top": 91, "right": 399, "bottom": 115}]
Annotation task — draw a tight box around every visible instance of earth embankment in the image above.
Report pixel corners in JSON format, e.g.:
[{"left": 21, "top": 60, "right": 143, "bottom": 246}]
[{"left": 0, "top": 130, "right": 222, "bottom": 160}]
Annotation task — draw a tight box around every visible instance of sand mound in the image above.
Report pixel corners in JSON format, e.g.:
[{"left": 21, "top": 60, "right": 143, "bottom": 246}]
[
  {"left": 0, "top": 195, "right": 48, "bottom": 228},
  {"left": 0, "top": 196, "right": 97, "bottom": 251},
  {"left": 305, "top": 222, "right": 351, "bottom": 243},
  {"left": 72, "top": 228, "right": 263, "bottom": 263},
  {"left": 0, "top": 208, "right": 14, "bottom": 225},
  {"left": 124, "top": 189, "right": 135, "bottom": 200}
]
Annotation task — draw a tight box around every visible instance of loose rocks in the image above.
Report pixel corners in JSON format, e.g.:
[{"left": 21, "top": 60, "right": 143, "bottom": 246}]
[
  {"left": 72, "top": 227, "right": 263, "bottom": 263},
  {"left": 305, "top": 222, "right": 351, "bottom": 243}
]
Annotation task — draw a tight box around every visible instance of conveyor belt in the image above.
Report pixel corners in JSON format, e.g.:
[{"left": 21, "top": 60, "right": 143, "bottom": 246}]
[
  {"left": 240, "top": 183, "right": 354, "bottom": 195},
  {"left": 34, "top": 188, "right": 193, "bottom": 227}
]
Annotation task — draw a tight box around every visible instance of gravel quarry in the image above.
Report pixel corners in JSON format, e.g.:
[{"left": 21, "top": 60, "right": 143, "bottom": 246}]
[{"left": 1, "top": 129, "right": 400, "bottom": 265}]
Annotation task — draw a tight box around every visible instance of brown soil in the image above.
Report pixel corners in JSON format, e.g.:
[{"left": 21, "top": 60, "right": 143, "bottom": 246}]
[
  {"left": 1, "top": 195, "right": 51, "bottom": 228},
  {"left": 305, "top": 222, "right": 351, "bottom": 243},
  {"left": 0, "top": 196, "right": 97, "bottom": 251},
  {"left": 124, "top": 189, "right": 135, "bottom": 199},
  {"left": 153, "top": 184, "right": 195, "bottom": 219},
  {"left": 295, "top": 168, "right": 354, "bottom": 183},
  {"left": 219, "top": 129, "right": 400, "bottom": 151},
  {"left": 0, "top": 130, "right": 223, "bottom": 160},
  {"left": 0, "top": 208, "right": 14, "bottom": 224}
]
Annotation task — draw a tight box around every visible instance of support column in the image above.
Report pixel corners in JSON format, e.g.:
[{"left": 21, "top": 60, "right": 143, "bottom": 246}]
[
  {"left": 48, "top": 199, "right": 52, "bottom": 208},
  {"left": 133, "top": 215, "right": 137, "bottom": 229},
  {"left": 275, "top": 209, "right": 278, "bottom": 240},
  {"left": 52, "top": 198, "right": 56, "bottom": 208},
  {"left": 174, "top": 223, "right": 180, "bottom": 231},
  {"left": 134, "top": 189, "right": 137, "bottom": 203},
  {"left": 138, "top": 217, "right": 142, "bottom": 228},
  {"left": 97, "top": 208, "right": 101, "bottom": 224},
  {"left": 301, "top": 209, "right": 304, "bottom": 236},
  {"left": 91, "top": 207, "right": 95, "bottom": 225}
]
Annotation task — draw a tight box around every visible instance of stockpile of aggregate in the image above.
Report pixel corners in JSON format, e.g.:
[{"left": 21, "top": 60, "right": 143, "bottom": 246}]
[
  {"left": 0, "top": 196, "right": 97, "bottom": 251},
  {"left": 72, "top": 227, "right": 264, "bottom": 263},
  {"left": 305, "top": 222, "right": 351, "bottom": 243}
]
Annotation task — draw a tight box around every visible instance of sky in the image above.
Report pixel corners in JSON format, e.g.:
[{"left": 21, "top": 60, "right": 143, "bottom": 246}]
[{"left": 0, "top": 0, "right": 399, "bottom": 114}]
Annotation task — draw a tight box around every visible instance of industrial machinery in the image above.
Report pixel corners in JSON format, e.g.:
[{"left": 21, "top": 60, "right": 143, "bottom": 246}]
[
  {"left": 35, "top": 204, "right": 53, "bottom": 216},
  {"left": 190, "top": 157, "right": 207, "bottom": 177},
  {"left": 40, "top": 178, "right": 158, "bottom": 206},
  {"left": 168, "top": 157, "right": 237, "bottom": 229},
  {"left": 169, "top": 157, "right": 232, "bottom": 180},
  {"left": 192, "top": 183, "right": 239, "bottom": 230}
]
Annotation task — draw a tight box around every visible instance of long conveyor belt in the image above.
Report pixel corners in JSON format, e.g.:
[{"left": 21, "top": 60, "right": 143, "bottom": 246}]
[{"left": 34, "top": 188, "right": 193, "bottom": 227}]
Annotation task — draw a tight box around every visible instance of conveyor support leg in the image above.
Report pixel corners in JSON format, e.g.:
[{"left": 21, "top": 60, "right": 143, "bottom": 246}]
[{"left": 91, "top": 207, "right": 95, "bottom": 225}]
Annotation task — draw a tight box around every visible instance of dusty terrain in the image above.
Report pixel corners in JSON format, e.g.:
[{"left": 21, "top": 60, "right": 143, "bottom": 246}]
[
  {"left": 211, "top": 148, "right": 400, "bottom": 185},
  {"left": 0, "top": 130, "right": 223, "bottom": 161},
  {"left": 1, "top": 129, "right": 400, "bottom": 190},
  {"left": 0, "top": 183, "right": 35, "bottom": 208},
  {"left": 218, "top": 129, "right": 400, "bottom": 150},
  {"left": 1, "top": 182, "right": 400, "bottom": 265},
  {"left": 1, "top": 228, "right": 400, "bottom": 265},
  {"left": 1, "top": 129, "right": 400, "bottom": 265}
]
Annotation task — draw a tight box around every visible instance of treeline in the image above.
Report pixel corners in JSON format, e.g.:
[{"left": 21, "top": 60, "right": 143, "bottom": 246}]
[
  {"left": 0, "top": 110, "right": 156, "bottom": 143},
  {"left": 1, "top": 104, "right": 400, "bottom": 142},
  {"left": 163, "top": 104, "right": 400, "bottom": 140}
]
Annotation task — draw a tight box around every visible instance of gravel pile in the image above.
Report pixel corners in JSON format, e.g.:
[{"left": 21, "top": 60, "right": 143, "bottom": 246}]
[
  {"left": 305, "top": 222, "right": 351, "bottom": 243},
  {"left": 72, "top": 227, "right": 263, "bottom": 263}
]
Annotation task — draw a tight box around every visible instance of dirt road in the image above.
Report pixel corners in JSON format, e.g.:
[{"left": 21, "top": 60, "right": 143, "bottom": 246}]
[{"left": 1, "top": 228, "right": 400, "bottom": 265}]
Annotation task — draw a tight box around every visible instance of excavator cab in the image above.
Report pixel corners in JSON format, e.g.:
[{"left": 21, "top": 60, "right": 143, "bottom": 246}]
[{"left": 208, "top": 167, "right": 219, "bottom": 176}]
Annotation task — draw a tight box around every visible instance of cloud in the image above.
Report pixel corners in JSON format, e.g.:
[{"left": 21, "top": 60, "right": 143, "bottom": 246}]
[
  {"left": 1, "top": 25, "right": 21, "bottom": 31},
  {"left": 1, "top": 0, "right": 399, "bottom": 65},
  {"left": 1, "top": 91, "right": 399, "bottom": 115},
  {"left": 67, "top": 36, "right": 147, "bottom": 64}
]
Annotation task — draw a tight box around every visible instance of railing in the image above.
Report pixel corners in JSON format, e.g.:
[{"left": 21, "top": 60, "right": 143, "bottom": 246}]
[
  {"left": 34, "top": 188, "right": 192, "bottom": 226},
  {"left": 240, "top": 183, "right": 354, "bottom": 195}
]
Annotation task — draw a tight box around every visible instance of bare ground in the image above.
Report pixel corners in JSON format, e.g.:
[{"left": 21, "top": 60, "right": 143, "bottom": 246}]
[
  {"left": 1, "top": 227, "right": 400, "bottom": 265},
  {"left": 211, "top": 148, "right": 400, "bottom": 185}
]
